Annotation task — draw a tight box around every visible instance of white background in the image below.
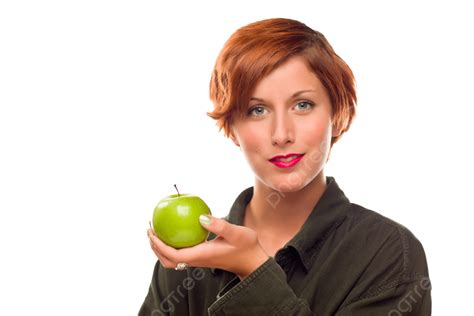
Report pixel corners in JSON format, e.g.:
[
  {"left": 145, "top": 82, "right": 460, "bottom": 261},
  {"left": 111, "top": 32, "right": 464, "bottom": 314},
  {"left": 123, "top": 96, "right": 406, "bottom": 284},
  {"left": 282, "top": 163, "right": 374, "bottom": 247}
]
[{"left": 0, "top": 0, "right": 472, "bottom": 315}]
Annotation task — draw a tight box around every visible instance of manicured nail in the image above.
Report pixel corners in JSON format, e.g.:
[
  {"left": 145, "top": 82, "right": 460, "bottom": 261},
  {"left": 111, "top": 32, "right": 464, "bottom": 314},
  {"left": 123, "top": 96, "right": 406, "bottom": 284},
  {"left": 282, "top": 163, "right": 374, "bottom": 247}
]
[{"left": 199, "top": 214, "right": 212, "bottom": 226}]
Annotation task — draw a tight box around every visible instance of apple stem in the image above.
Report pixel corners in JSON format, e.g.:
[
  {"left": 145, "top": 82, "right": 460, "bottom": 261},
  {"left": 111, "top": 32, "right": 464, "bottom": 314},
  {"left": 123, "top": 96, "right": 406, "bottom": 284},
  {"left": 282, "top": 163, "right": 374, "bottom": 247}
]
[{"left": 173, "top": 184, "right": 180, "bottom": 197}]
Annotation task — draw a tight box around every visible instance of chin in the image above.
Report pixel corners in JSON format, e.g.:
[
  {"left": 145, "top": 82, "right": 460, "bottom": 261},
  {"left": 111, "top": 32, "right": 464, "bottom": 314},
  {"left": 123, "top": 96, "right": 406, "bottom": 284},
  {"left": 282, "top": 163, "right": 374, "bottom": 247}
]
[{"left": 266, "top": 175, "right": 309, "bottom": 194}]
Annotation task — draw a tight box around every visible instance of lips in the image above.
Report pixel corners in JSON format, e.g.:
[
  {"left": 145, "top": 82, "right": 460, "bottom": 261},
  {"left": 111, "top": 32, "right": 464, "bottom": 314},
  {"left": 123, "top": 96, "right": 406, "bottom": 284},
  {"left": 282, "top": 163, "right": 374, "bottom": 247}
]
[
  {"left": 269, "top": 153, "right": 304, "bottom": 162},
  {"left": 269, "top": 153, "right": 305, "bottom": 169}
]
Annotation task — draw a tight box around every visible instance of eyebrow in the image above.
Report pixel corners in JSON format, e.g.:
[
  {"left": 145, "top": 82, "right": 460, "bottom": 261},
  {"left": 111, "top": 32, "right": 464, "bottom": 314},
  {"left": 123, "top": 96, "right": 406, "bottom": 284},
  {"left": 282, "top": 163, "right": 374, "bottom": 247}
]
[{"left": 249, "top": 89, "right": 317, "bottom": 102}]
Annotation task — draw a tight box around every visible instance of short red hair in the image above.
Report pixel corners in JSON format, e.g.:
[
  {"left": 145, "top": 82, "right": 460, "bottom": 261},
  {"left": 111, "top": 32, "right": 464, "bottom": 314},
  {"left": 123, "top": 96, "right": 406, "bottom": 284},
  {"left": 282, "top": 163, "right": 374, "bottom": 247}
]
[{"left": 207, "top": 18, "right": 357, "bottom": 146}]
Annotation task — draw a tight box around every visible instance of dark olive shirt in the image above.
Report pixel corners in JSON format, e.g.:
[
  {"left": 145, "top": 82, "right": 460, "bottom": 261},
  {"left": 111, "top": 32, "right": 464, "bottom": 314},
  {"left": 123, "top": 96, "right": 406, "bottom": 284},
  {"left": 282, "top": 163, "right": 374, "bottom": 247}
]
[{"left": 139, "top": 176, "right": 431, "bottom": 315}]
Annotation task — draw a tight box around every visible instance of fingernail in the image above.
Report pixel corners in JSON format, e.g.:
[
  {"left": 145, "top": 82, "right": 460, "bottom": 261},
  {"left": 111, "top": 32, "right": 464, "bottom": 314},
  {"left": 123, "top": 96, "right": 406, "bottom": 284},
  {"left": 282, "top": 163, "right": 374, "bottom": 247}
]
[
  {"left": 199, "top": 214, "right": 212, "bottom": 226},
  {"left": 149, "top": 221, "right": 155, "bottom": 234}
]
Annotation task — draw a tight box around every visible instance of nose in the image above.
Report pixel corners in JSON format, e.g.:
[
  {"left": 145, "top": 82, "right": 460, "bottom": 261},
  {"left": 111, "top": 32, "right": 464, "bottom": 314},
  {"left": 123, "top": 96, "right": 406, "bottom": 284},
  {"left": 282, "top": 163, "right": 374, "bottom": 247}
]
[{"left": 271, "top": 111, "right": 294, "bottom": 146}]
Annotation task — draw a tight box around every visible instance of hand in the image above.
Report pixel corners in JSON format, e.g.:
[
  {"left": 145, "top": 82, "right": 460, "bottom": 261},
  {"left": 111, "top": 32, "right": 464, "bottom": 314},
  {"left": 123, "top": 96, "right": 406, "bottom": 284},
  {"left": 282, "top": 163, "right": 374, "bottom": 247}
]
[{"left": 147, "top": 215, "right": 270, "bottom": 280}]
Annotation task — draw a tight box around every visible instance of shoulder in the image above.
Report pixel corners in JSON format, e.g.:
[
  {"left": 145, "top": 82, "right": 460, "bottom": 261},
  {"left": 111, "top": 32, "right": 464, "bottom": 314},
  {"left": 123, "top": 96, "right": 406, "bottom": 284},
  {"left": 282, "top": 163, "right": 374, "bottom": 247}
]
[
  {"left": 324, "top": 203, "right": 433, "bottom": 312},
  {"left": 344, "top": 203, "right": 429, "bottom": 279}
]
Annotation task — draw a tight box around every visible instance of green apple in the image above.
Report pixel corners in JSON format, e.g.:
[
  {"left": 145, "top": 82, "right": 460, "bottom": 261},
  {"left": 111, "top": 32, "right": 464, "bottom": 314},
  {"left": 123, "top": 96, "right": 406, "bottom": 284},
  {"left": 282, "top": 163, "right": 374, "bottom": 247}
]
[{"left": 152, "top": 185, "right": 211, "bottom": 249}]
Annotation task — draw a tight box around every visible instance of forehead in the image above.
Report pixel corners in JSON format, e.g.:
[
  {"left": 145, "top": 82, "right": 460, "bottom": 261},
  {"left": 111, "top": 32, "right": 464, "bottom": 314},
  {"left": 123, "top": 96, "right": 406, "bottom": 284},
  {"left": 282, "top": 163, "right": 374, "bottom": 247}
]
[{"left": 251, "top": 56, "right": 325, "bottom": 98}]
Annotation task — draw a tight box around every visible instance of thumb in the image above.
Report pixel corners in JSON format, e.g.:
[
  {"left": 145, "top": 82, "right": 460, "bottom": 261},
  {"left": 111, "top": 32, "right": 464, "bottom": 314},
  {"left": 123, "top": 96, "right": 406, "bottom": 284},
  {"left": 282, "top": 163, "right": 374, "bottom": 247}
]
[{"left": 199, "top": 215, "right": 240, "bottom": 244}]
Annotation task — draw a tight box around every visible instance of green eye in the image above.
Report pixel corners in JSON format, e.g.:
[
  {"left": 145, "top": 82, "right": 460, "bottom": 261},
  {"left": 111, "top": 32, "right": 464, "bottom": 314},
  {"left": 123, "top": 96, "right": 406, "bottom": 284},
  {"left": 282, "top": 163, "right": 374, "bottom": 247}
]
[
  {"left": 247, "top": 102, "right": 313, "bottom": 117},
  {"left": 248, "top": 106, "right": 266, "bottom": 116},
  {"left": 295, "top": 101, "right": 313, "bottom": 110}
]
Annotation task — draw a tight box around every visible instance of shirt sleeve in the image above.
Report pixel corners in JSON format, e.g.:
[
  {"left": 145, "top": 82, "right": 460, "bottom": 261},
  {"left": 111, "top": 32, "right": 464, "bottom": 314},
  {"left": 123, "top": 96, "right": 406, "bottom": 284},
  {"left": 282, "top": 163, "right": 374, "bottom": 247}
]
[
  {"left": 138, "top": 260, "right": 189, "bottom": 316},
  {"left": 207, "top": 257, "right": 314, "bottom": 315},
  {"left": 138, "top": 260, "right": 166, "bottom": 316},
  {"left": 335, "top": 275, "right": 431, "bottom": 315}
]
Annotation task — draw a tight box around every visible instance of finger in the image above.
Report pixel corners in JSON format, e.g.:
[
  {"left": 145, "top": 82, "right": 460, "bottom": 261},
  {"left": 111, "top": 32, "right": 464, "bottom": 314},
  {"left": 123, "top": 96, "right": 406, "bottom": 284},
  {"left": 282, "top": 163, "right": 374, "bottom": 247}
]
[
  {"left": 148, "top": 229, "right": 186, "bottom": 262},
  {"left": 152, "top": 248, "right": 176, "bottom": 269},
  {"left": 199, "top": 215, "right": 241, "bottom": 244},
  {"left": 153, "top": 250, "right": 177, "bottom": 269},
  {"left": 148, "top": 221, "right": 155, "bottom": 234},
  {"left": 147, "top": 232, "right": 178, "bottom": 269}
]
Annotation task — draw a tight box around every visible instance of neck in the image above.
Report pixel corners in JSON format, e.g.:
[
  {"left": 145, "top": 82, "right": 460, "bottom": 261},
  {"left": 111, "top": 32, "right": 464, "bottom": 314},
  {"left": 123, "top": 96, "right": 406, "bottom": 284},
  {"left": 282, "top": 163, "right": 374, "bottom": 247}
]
[{"left": 244, "top": 172, "right": 328, "bottom": 241}]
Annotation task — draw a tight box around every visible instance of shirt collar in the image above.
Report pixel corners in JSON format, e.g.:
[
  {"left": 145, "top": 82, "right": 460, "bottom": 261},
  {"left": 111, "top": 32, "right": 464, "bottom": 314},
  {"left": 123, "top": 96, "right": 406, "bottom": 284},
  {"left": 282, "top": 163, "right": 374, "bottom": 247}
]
[{"left": 210, "top": 176, "right": 351, "bottom": 274}]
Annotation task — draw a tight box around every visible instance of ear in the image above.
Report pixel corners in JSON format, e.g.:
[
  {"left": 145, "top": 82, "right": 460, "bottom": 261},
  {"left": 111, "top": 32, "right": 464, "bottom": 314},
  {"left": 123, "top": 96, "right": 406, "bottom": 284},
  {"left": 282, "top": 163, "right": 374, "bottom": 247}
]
[
  {"left": 229, "top": 129, "right": 240, "bottom": 147},
  {"left": 230, "top": 132, "right": 240, "bottom": 147},
  {"left": 331, "top": 124, "right": 343, "bottom": 138}
]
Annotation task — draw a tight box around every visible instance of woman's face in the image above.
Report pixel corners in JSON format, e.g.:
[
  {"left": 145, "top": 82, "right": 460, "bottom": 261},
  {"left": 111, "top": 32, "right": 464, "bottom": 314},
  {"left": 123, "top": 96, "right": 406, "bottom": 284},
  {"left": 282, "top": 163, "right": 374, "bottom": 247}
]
[{"left": 230, "top": 56, "right": 340, "bottom": 193}]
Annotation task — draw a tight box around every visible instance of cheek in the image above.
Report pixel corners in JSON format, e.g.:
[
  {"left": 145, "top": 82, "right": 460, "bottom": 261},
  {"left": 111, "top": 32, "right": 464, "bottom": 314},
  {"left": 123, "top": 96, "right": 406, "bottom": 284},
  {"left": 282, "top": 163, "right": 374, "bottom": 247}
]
[
  {"left": 238, "top": 128, "right": 266, "bottom": 159},
  {"left": 241, "top": 137, "right": 263, "bottom": 156},
  {"left": 300, "top": 117, "right": 332, "bottom": 146}
]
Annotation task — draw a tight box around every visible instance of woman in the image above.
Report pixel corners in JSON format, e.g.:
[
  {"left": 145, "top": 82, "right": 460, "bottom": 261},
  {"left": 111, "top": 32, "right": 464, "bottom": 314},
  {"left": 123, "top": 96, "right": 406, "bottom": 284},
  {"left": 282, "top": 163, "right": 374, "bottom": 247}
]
[{"left": 140, "top": 18, "right": 431, "bottom": 315}]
